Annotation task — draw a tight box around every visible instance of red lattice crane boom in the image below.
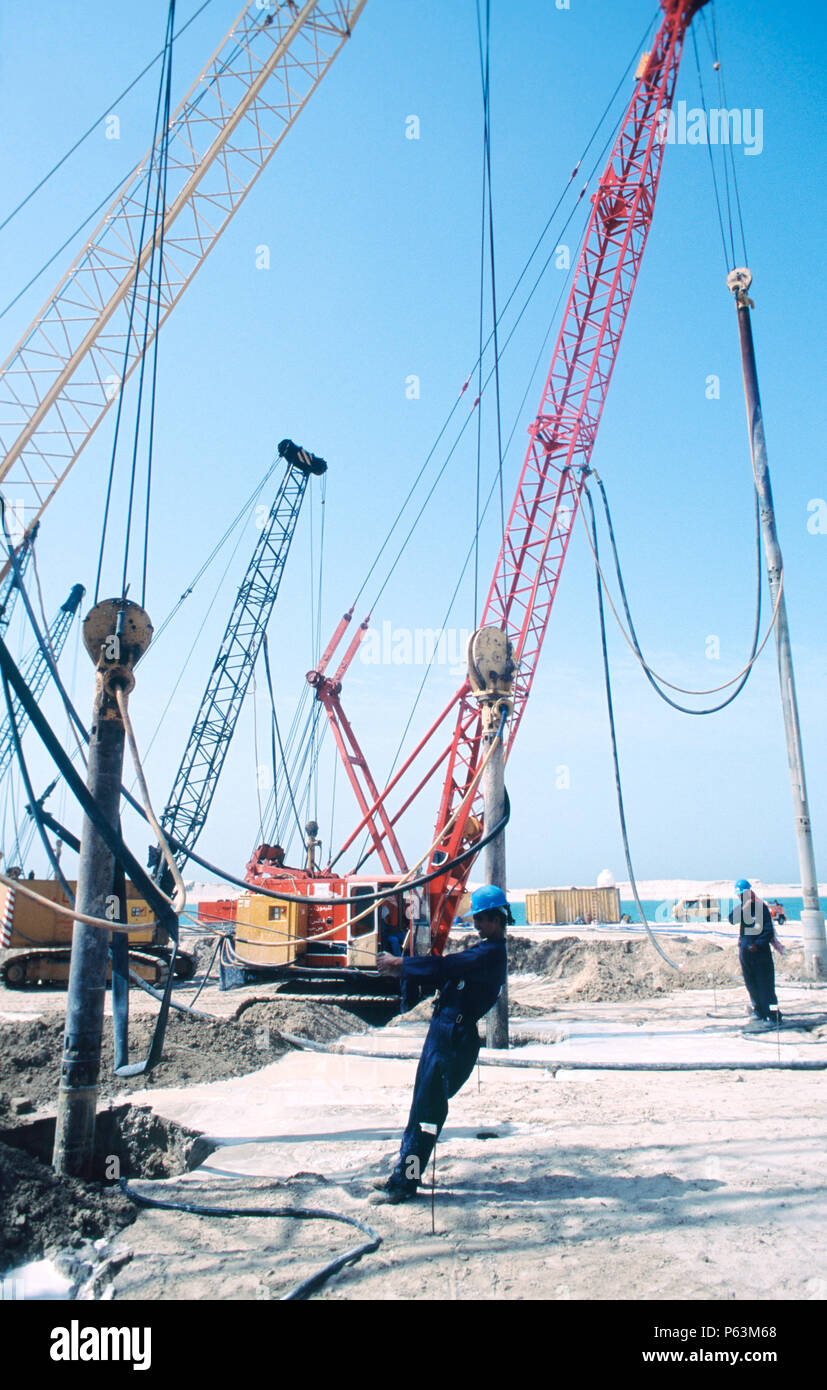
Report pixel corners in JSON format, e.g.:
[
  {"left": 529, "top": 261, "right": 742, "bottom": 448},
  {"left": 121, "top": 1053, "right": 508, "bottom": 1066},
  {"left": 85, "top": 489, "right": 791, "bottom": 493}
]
[
  {"left": 422, "top": 0, "right": 712, "bottom": 941},
  {"left": 243, "top": 0, "right": 710, "bottom": 969}
]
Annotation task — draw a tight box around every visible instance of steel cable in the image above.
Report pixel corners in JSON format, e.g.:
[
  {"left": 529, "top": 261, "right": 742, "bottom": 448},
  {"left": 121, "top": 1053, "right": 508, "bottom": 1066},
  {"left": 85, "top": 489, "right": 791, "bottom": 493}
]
[
  {"left": 0, "top": 0, "right": 215, "bottom": 236},
  {"left": 350, "top": 9, "right": 658, "bottom": 614}
]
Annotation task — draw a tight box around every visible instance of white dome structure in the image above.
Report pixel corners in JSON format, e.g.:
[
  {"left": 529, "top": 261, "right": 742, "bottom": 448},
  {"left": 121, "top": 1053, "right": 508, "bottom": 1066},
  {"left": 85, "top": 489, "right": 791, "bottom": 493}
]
[{"left": 596, "top": 868, "right": 616, "bottom": 889}]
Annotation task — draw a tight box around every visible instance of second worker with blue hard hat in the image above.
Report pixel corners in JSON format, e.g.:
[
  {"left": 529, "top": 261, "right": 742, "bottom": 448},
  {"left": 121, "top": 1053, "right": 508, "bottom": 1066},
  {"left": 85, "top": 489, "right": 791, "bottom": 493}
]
[
  {"left": 371, "top": 883, "right": 510, "bottom": 1204},
  {"left": 728, "top": 879, "right": 782, "bottom": 1029}
]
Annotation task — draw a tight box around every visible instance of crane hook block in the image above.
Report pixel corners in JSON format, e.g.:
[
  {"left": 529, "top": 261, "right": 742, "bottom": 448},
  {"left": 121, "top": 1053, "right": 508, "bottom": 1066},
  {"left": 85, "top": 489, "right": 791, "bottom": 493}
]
[
  {"left": 467, "top": 626, "right": 515, "bottom": 702},
  {"left": 277, "top": 438, "right": 328, "bottom": 475}
]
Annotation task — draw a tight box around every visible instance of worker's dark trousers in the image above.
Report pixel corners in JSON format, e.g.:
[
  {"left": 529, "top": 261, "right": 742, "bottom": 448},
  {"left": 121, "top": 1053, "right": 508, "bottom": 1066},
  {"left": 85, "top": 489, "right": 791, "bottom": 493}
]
[
  {"left": 389, "top": 1011, "right": 480, "bottom": 1192},
  {"left": 740, "top": 944, "right": 778, "bottom": 1020}
]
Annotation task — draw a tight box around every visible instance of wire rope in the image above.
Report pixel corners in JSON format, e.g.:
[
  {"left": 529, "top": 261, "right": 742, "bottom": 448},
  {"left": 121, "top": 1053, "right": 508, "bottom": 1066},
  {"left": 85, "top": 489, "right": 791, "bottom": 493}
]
[
  {"left": 473, "top": 123, "right": 486, "bottom": 624},
  {"left": 0, "top": 0, "right": 215, "bottom": 236},
  {"left": 120, "top": 0, "right": 177, "bottom": 603},
  {"left": 263, "top": 639, "right": 305, "bottom": 848},
  {"left": 137, "top": 491, "right": 263, "bottom": 768},
  {"left": 115, "top": 685, "right": 185, "bottom": 915},
  {"left": 364, "top": 191, "right": 594, "bottom": 619},
  {"left": 691, "top": 25, "right": 730, "bottom": 274},
  {"left": 252, "top": 669, "right": 265, "bottom": 846},
  {"left": 139, "top": 12, "right": 177, "bottom": 609},
  {"left": 146, "top": 461, "right": 278, "bottom": 651},
  {"left": 708, "top": 2, "right": 749, "bottom": 266},
  {"left": 363, "top": 66, "right": 635, "bottom": 621},
  {"left": 94, "top": 0, "right": 177, "bottom": 603},
  {"left": 476, "top": 0, "right": 506, "bottom": 547},
  {"left": 583, "top": 489, "right": 681, "bottom": 972},
  {"left": 344, "top": 235, "right": 581, "bottom": 873},
  {"left": 349, "top": 9, "right": 658, "bottom": 614}
]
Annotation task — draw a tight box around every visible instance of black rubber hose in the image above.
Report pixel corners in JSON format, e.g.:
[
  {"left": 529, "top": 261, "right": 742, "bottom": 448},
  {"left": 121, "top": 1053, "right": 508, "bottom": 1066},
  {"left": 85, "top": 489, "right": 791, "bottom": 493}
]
[{"left": 118, "top": 1178, "right": 381, "bottom": 1301}]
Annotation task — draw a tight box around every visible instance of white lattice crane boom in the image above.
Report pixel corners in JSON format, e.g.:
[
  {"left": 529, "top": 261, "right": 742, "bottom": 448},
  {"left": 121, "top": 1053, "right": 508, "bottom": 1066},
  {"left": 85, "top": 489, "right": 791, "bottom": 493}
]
[{"left": 0, "top": 0, "right": 366, "bottom": 537}]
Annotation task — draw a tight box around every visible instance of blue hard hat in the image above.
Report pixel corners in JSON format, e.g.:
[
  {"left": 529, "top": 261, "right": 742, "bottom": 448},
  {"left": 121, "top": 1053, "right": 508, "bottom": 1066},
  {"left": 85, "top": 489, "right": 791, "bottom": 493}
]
[
  {"left": 470, "top": 884, "right": 509, "bottom": 914},
  {"left": 735, "top": 879, "right": 752, "bottom": 893}
]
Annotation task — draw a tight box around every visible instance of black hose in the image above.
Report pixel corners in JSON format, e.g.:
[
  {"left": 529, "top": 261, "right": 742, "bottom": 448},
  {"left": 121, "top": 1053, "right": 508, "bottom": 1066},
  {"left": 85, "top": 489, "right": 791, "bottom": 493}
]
[
  {"left": 0, "top": 629, "right": 174, "bottom": 925},
  {"left": 118, "top": 1178, "right": 381, "bottom": 1301},
  {"left": 592, "top": 474, "right": 763, "bottom": 714},
  {"left": 125, "top": 968, "right": 214, "bottom": 1021},
  {"left": 0, "top": 665, "right": 74, "bottom": 902}
]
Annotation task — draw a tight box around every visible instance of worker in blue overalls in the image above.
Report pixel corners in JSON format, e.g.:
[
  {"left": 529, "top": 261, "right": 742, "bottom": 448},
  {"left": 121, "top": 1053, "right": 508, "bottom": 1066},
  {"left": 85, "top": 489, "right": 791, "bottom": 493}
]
[
  {"left": 370, "top": 884, "right": 510, "bottom": 1205},
  {"left": 728, "top": 878, "right": 781, "bottom": 1027}
]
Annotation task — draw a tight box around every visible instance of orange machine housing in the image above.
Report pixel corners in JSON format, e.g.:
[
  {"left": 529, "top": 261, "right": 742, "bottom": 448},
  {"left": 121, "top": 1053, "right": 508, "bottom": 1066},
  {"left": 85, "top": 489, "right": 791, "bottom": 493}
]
[{"left": 198, "top": 859, "right": 429, "bottom": 972}]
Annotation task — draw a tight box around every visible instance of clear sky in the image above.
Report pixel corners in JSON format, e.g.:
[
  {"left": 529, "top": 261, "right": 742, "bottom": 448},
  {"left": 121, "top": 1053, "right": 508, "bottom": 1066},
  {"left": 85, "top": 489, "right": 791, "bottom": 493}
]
[{"left": 0, "top": 0, "right": 825, "bottom": 890}]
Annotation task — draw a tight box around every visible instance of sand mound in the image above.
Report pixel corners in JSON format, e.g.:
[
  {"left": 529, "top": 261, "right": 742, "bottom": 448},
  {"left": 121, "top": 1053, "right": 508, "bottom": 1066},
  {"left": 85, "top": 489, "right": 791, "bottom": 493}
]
[
  {"left": 231, "top": 997, "right": 370, "bottom": 1044},
  {"left": 504, "top": 934, "right": 804, "bottom": 1002}
]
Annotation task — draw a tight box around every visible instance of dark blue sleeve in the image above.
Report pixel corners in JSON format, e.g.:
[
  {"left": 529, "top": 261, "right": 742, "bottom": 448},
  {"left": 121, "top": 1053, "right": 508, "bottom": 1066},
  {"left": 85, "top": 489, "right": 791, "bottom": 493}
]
[{"left": 401, "top": 941, "right": 492, "bottom": 990}]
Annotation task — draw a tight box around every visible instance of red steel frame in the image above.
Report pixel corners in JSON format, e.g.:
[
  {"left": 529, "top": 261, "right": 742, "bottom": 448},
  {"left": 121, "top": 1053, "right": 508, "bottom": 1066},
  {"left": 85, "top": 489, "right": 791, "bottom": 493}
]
[{"left": 267, "top": 0, "right": 709, "bottom": 945}]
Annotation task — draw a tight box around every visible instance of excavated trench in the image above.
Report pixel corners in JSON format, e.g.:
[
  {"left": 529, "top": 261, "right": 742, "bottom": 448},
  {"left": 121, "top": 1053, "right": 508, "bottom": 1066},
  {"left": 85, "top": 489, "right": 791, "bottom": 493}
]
[{"left": 0, "top": 1104, "right": 214, "bottom": 1271}]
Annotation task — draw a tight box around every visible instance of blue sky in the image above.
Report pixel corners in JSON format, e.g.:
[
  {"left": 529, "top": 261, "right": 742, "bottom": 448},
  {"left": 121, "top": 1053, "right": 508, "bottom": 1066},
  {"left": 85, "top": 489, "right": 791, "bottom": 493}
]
[{"left": 0, "top": 0, "right": 825, "bottom": 889}]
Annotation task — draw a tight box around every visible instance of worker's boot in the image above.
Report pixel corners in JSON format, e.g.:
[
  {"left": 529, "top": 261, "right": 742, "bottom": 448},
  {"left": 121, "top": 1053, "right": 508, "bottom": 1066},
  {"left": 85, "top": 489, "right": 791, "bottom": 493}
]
[{"left": 368, "top": 1184, "right": 416, "bottom": 1206}]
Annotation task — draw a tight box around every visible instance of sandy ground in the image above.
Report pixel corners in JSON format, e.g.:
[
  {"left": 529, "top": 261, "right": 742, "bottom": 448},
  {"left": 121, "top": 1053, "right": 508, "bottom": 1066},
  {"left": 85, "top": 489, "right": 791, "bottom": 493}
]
[{"left": 3, "top": 929, "right": 826, "bottom": 1302}]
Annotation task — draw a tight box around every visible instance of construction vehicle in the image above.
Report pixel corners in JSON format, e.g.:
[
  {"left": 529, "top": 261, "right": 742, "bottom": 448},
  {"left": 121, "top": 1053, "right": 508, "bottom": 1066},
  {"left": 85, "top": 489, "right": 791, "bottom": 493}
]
[
  {"left": 0, "top": 877, "right": 187, "bottom": 989},
  {"left": 1, "top": 438, "right": 326, "bottom": 989},
  {"left": 203, "top": 0, "right": 714, "bottom": 990}
]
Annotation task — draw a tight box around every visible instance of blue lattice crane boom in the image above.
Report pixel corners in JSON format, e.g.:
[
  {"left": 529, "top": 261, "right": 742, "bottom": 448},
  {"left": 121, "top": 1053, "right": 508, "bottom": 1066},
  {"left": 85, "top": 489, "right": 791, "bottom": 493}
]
[
  {"left": 154, "top": 441, "right": 327, "bottom": 880},
  {"left": 0, "top": 524, "right": 39, "bottom": 635},
  {"left": 0, "top": 581, "right": 85, "bottom": 784}
]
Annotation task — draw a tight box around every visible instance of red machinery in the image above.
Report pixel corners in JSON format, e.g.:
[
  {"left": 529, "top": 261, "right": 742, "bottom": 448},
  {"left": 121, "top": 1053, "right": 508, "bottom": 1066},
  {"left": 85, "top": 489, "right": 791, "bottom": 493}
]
[{"left": 207, "top": 0, "right": 711, "bottom": 976}]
